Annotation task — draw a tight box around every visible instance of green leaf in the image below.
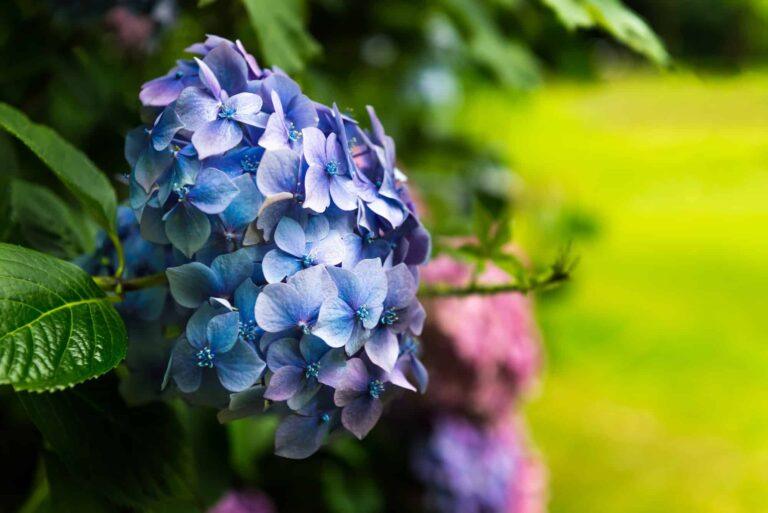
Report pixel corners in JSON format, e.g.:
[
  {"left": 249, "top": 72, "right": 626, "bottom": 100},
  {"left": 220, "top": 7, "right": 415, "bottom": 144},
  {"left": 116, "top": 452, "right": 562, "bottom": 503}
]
[
  {"left": 18, "top": 376, "right": 195, "bottom": 510},
  {"left": 10, "top": 180, "right": 94, "bottom": 259},
  {"left": 441, "top": 0, "right": 541, "bottom": 88},
  {"left": 0, "top": 244, "right": 126, "bottom": 391},
  {"left": 539, "top": 0, "right": 669, "bottom": 65},
  {"left": 242, "top": 0, "right": 321, "bottom": 73},
  {"left": 198, "top": 0, "right": 217, "bottom": 6},
  {"left": 0, "top": 103, "right": 118, "bottom": 236}
]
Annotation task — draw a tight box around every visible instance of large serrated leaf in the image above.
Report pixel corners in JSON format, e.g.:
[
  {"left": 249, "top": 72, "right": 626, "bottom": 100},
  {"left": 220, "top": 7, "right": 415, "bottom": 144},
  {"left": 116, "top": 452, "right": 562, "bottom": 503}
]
[
  {"left": 0, "top": 244, "right": 126, "bottom": 391},
  {"left": 540, "top": 0, "right": 669, "bottom": 65},
  {"left": 10, "top": 180, "right": 94, "bottom": 259},
  {"left": 18, "top": 376, "right": 195, "bottom": 510},
  {"left": 0, "top": 102, "right": 118, "bottom": 236}
]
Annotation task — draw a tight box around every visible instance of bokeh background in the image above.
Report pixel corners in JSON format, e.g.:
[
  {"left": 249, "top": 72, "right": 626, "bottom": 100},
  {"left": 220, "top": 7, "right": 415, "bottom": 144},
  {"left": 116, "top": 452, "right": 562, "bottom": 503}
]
[{"left": 1, "top": 1, "right": 767, "bottom": 512}]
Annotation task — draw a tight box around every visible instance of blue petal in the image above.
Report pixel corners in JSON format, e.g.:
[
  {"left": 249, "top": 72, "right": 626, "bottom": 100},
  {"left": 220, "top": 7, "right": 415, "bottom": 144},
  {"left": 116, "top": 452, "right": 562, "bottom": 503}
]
[
  {"left": 384, "top": 263, "right": 416, "bottom": 309},
  {"left": 186, "top": 303, "right": 221, "bottom": 348},
  {"left": 289, "top": 266, "right": 338, "bottom": 324},
  {"left": 202, "top": 43, "right": 247, "bottom": 95},
  {"left": 151, "top": 107, "right": 184, "bottom": 150},
  {"left": 170, "top": 338, "right": 203, "bottom": 393},
  {"left": 262, "top": 249, "right": 302, "bottom": 284},
  {"left": 229, "top": 93, "right": 264, "bottom": 126},
  {"left": 215, "top": 340, "right": 265, "bottom": 392},
  {"left": 304, "top": 215, "right": 330, "bottom": 242},
  {"left": 134, "top": 146, "right": 172, "bottom": 192},
  {"left": 255, "top": 282, "right": 303, "bottom": 332},
  {"left": 341, "top": 396, "right": 382, "bottom": 440},
  {"left": 299, "top": 334, "right": 330, "bottom": 363},
  {"left": 264, "top": 366, "right": 305, "bottom": 401},
  {"left": 256, "top": 194, "right": 295, "bottom": 241},
  {"left": 365, "top": 328, "right": 398, "bottom": 372},
  {"left": 325, "top": 266, "right": 362, "bottom": 308},
  {"left": 354, "top": 259, "right": 388, "bottom": 310},
  {"left": 274, "top": 413, "right": 331, "bottom": 459},
  {"left": 220, "top": 174, "right": 263, "bottom": 230},
  {"left": 194, "top": 57, "right": 222, "bottom": 99},
  {"left": 266, "top": 337, "right": 304, "bottom": 370},
  {"left": 211, "top": 248, "right": 254, "bottom": 295},
  {"left": 316, "top": 348, "right": 347, "bottom": 388},
  {"left": 274, "top": 217, "right": 307, "bottom": 256},
  {"left": 167, "top": 261, "right": 222, "bottom": 308},
  {"left": 188, "top": 167, "right": 240, "bottom": 214},
  {"left": 345, "top": 322, "right": 372, "bottom": 355},
  {"left": 176, "top": 86, "right": 219, "bottom": 131},
  {"left": 313, "top": 297, "right": 354, "bottom": 348},
  {"left": 164, "top": 203, "right": 211, "bottom": 258},
  {"left": 258, "top": 110, "right": 289, "bottom": 151},
  {"left": 207, "top": 311, "right": 241, "bottom": 353},
  {"left": 287, "top": 379, "right": 322, "bottom": 411},
  {"left": 192, "top": 119, "right": 244, "bottom": 159},
  {"left": 139, "top": 206, "right": 170, "bottom": 244},
  {"left": 233, "top": 279, "right": 260, "bottom": 323},
  {"left": 256, "top": 149, "right": 301, "bottom": 197}
]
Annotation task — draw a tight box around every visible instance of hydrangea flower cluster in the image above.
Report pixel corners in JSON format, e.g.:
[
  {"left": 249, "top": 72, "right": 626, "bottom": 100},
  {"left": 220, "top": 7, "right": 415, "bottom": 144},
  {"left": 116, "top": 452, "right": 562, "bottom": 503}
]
[
  {"left": 419, "top": 254, "right": 541, "bottom": 420},
  {"left": 125, "top": 35, "right": 430, "bottom": 458},
  {"left": 412, "top": 416, "right": 546, "bottom": 513}
]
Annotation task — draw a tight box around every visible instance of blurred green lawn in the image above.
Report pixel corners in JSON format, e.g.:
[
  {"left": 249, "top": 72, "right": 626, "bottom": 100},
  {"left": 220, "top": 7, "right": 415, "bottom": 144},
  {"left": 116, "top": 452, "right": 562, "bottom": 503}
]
[{"left": 461, "top": 73, "right": 768, "bottom": 513}]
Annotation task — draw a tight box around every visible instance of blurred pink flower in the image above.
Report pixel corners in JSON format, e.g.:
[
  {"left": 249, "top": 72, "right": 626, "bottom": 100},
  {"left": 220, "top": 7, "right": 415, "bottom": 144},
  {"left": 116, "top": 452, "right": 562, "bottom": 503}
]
[
  {"left": 208, "top": 490, "right": 276, "bottom": 513},
  {"left": 104, "top": 7, "right": 155, "bottom": 52},
  {"left": 420, "top": 254, "right": 542, "bottom": 420}
]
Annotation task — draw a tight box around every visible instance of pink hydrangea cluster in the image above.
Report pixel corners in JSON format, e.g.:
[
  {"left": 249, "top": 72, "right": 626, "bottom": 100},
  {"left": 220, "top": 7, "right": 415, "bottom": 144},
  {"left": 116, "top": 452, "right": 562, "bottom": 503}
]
[
  {"left": 420, "top": 254, "right": 542, "bottom": 420},
  {"left": 208, "top": 490, "right": 276, "bottom": 513}
]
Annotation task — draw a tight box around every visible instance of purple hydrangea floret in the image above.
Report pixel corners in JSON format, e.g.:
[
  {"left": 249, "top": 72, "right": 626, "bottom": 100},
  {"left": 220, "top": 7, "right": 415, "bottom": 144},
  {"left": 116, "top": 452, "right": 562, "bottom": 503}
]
[{"left": 124, "top": 35, "right": 431, "bottom": 458}]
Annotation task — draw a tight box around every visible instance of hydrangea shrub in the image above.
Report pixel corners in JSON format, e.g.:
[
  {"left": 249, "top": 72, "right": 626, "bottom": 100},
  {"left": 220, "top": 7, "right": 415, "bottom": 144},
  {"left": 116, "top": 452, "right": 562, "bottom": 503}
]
[{"left": 125, "top": 35, "right": 431, "bottom": 458}]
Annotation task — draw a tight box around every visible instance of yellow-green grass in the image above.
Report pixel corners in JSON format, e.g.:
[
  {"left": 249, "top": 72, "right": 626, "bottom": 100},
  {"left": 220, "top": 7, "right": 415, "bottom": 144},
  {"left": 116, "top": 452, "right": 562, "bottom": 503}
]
[{"left": 460, "top": 73, "right": 768, "bottom": 513}]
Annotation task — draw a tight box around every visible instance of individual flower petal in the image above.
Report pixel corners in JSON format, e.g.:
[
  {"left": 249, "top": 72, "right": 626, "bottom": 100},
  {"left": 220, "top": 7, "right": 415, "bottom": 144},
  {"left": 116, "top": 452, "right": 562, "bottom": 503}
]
[
  {"left": 211, "top": 249, "right": 254, "bottom": 295},
  {"left": 264, "top": 366, "right": 305, "bottom": 401},
  {"left": 207, "top": 311, "right": 241, "bottom": 353},
  {"left": 341, "top": 396, "right": 383, "bottom": 440},
  {"left": 194, "top": 57, "right": 222, "bottom": 99},
  {"left": 220, "top": 174, "right": 263, "bottom": 230},
  {"left": 176, "top": 86, "right": 219, "bottom": 131},
  {"left": 202, "top": 43, "right": 248, "bottom": 95},
  {"left": 273, "top": 217, "right": 307, "bottom": 257},
  {"left": 192, "top": 119, "right": 244, "bottom": 159},
  {"left": 186, "top": 303, "right": 221, "bottom": 348},
  {"left": 313, "top": 297, "right": 355, "bottom": 348},
  {"left": 170, "top": 339, "right": 203, "bottom": 393},
  {"left": 164, "top": 202, "right": 211, "bottom": 258},
  {"left": 365, "top": 328, "right": 399, "bottom": 372},
  {"left": 255, "top": 282, "right": 304, "bottom": 332},
  {"left": 228, "top": 92, "right": 264, "bottom": 126},
  {"left": 316, "top": 348, "right": 347, "bottom": 388},
  {"left": 215, "top": 340, "right": 265, "bottom": 392},
  {"left": 266, "top": 337, "right": 304, "bottom": 370},
  {"left": 303, "top": 165, "right": 331, "bottom": 213},
  {"left": 262, "top": 249, "right": 302, "bottom": 284},
  {"left": 167, "top": 262, "right": 222, "bottom": 308},
  {"left": 188, "top": 167, "right": 240, "bottom": 214},
  {"left": 385, "top": 263, "right": 417, "bottom": 309},
  {"left": 256, "top": 150, "right": 301, "bottom": 197},
  {"left": 275, "top": 413, "right": 331, "bottom": 459}
]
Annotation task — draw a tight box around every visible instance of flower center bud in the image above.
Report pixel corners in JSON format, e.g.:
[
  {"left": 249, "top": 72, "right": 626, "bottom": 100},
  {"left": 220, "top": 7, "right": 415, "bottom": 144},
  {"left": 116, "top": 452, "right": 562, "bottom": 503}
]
[
  {"left": 355, "top": 306, "right": 370, "bottom": 322},
  {"left": 174, "top": 70, "right": 184, "bottom": 80},
  {"left": 238, "top": 320, "right": 260, "bottom": 344},
  {"left": 325, "top": 161, "right": 339, "bottom": 176},
  {"left": 218, "top": 105, "right": 236, "bottom": 120},
  {"left": 196, "top": 346, "right": 215, "bottom": 368},
  {"left": 297, "top": 320, "right": 311, "bottom": 335},
  {"left": 241, "top": 154, "right": 260, "bottom": 173},
  {"left": 301, "top": 254, "right": 316, "bottom": 268},
  {"left": 174, "top": 184, "right": 190, "bottom": 202},
  {"left": 380, "top": 308, "right": 398, "bottom": 326},
  {"left": 287, "top": 122, "right": 301, "bottom": 142},
  {"left": 368, "top": 379, "right": 385, "bottom": 399},
  {"left": 321, "top": 413, "right": 331, "bottom": 423},
  {"left": 305, "top": 362, "right": 320, "bottom": 379}
]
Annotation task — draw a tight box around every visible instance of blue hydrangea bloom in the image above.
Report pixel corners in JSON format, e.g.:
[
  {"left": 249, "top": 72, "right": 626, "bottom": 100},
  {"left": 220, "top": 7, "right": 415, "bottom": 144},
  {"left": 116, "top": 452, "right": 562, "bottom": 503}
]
[
  {"left": 125, "top": 35, "right": 432, "bottom": 458},
  {"left": 167, "top": 303, "right": 265, "bottom": 393}
]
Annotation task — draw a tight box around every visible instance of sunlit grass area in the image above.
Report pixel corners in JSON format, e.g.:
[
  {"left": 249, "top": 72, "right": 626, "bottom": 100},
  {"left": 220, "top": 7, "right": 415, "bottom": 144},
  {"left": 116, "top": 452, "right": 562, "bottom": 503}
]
[{"left": 461, "top": 73, "right": 768, "bottom": 513}]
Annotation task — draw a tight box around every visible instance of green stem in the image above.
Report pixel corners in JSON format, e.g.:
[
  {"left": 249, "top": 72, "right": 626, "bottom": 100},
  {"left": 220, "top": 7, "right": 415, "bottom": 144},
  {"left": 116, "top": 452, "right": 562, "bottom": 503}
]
[
  {"left": 121, "top": 272, "right": 168, "bottom": 291},
  {"left": 109, "top": 232, "right": 126, "bottom": 286},
  {"left": 419, "top": 272, "right": 568, "bottom": 298}
]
